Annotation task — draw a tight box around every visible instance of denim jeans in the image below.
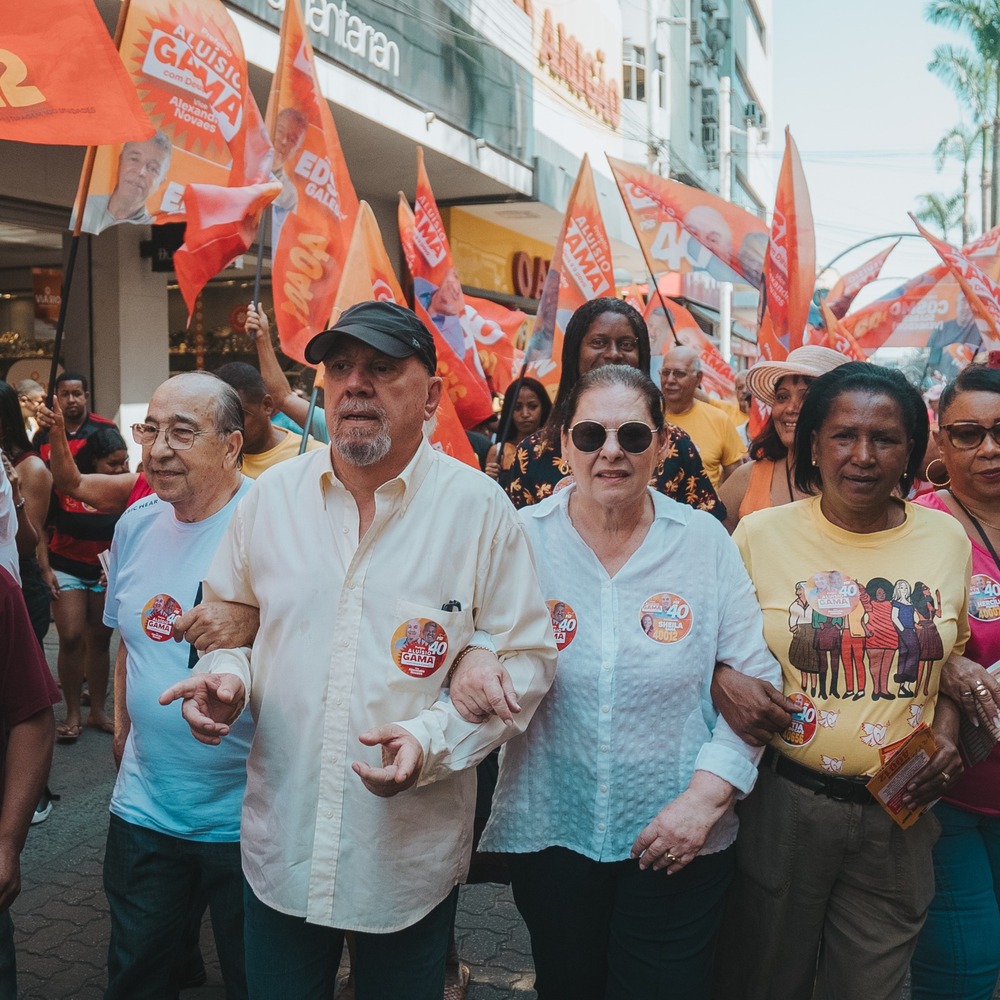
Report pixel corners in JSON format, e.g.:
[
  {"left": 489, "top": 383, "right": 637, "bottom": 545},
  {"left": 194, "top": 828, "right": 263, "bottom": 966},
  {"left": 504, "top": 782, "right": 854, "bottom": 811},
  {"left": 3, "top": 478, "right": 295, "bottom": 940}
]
[
  {"left": 0, "top": 910, "right": 16, "bottom": 1000},
  {"left": 508, "top": 845, "right": 735, "bottom": 1000},
  {"left": 103, "top": 814, "right": 246, "bottom": 999},
  {"left": 243, "top": 880, "right": 458, "bottom": 1000},
  {"left": 911, "top": 800, "right": 1000, "bottom": 1000}
]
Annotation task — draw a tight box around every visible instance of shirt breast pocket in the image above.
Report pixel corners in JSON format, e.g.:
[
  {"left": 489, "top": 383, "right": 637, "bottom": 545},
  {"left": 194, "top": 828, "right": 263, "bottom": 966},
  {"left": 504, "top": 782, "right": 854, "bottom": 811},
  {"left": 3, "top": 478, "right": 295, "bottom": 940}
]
[{"left": 387, "top": 598, "right": 474, "bottom": 692}]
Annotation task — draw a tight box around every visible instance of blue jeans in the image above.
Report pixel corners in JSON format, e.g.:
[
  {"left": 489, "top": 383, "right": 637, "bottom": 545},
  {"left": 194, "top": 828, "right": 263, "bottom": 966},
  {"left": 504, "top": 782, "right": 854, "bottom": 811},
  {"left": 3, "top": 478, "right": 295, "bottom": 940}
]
[
  {"left": 911, "top": 800, "right": 1000, "bottom": 1000},
  {"left": 103, "top": 814, "right": 246, "bottom": 999},
  {"left": 0, "top": 910, "right": 16, "bottom": 1000},
  {"left": 509, "top": 845, "right": 735, "bottom": 1000},
  {"left": 243, "top": 880, "right": 458, "bottom": 1000}
]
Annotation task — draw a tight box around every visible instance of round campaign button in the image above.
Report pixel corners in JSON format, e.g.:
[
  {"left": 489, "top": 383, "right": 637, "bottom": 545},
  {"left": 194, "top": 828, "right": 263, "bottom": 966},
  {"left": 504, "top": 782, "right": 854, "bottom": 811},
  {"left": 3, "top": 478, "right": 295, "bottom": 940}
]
[
  {"left": 141, "top": 594, "right": 183, "bottom": 642},
  {"left": 779, "top": 692, "right": 818, "bottom": 749},
  {"left": 546, "top": 600, "right": 578, "bottom": 651},
  {"left": 806, "top": 571, "right": 860, "bottom": 617},
  {"left": 390, "top": 618, "right": 449, "bottom": 678},
  {"left": 640, "top": 593, "right": 693, "bottom": 645},
  {"left": 969, "top": 574, "right": 1000, "bottom": 622},
  {"left": 553, "top": 475, "right": 575, "bottom": 494}
]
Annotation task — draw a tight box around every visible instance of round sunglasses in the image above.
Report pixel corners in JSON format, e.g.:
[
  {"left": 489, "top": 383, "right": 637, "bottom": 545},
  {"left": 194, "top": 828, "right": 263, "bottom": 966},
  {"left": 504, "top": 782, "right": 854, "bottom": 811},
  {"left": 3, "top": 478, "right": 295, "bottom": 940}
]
[{"left": 568, "top": 420, "right": 656, "bottom": 454}]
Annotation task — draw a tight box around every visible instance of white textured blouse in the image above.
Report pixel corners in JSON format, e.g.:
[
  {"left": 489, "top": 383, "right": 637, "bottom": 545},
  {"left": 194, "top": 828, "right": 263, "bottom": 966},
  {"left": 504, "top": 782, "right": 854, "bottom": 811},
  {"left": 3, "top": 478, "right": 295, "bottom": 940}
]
[{"left": 480, "top": 486, "right": 781, "bottom": 861}]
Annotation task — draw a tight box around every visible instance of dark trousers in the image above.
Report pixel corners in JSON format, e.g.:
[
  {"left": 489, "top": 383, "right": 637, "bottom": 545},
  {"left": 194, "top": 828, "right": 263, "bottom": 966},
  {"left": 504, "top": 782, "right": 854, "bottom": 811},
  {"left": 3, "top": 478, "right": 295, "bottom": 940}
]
[
  {"left": 243, "top": 880, "right": 458, "bottom": 1000},
  {"left": 0, "top": 910, "right": 15, "bottom": 1000},
  {"left": 509, "top": 845, "right": 735, "bottom": 1000},
  {"left": 103, "top": 814, "right": 246, "bottom": 1000}
]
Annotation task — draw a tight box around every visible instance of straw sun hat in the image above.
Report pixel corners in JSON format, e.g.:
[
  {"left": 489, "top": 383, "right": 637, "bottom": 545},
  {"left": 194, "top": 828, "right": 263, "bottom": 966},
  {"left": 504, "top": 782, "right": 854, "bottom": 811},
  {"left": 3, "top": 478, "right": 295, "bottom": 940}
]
[{"left": 744, "top": 345, "right": 852, "bottom": 407}]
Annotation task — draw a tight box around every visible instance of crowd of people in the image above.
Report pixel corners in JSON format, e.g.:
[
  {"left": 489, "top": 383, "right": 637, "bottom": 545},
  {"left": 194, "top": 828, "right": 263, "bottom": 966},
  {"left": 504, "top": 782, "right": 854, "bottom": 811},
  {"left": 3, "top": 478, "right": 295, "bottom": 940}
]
[{"left": 1, "top": 295, "right": 999, "bottom": 1000}]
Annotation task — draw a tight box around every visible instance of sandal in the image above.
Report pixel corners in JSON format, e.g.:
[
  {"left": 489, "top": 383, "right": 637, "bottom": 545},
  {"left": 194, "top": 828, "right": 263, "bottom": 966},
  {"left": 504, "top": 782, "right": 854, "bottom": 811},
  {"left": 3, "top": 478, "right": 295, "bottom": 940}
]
[
  {"left": 56, "top": 723, "right": 82, "bottom": 743},
  {"left": 443, "top": 962, "right": 470, "bottom": 1000}
]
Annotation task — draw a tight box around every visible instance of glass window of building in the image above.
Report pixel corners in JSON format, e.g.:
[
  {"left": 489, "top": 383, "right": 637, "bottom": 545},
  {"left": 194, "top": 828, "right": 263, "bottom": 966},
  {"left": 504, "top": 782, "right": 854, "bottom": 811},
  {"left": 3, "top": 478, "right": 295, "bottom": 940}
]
[{"left": 622, "top": 44, "right": 646, "bottom": 102}]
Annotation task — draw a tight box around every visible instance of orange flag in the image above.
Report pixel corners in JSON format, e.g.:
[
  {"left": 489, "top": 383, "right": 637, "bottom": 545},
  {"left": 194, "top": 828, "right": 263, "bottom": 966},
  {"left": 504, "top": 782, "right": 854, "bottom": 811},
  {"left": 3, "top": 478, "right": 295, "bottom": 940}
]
[
  {"left": 824, "top": 241, "right": 899, "bottom": 319},
  {"left": 0, "top": 0, "right": 153, "bottom": 146},
  {"left": 336, "top": 202, "right": 478, "bottom": 467},
  {"left": 762, "top": 129, "right": 815, "bottom": 353},
  {"left": 266, "top": 0, "right": 359, "bottom": 364},
  {"left": 911, "top": 213, "right": 1000, "bottom": 350},
  {"left": 463, "top": 294, "right": 526, "bottom": 396},
  {"left": 818, "top": 300, "right": 867, "bottom": 361},
  {"left": 607, "top": 155, "right": 768, "bottom": 289},
  {"left": 398, "top": 194, "right": 494, "bottom": 429},
  {"left": 525, "top": 155, "right": 615, "bottom": 389}
]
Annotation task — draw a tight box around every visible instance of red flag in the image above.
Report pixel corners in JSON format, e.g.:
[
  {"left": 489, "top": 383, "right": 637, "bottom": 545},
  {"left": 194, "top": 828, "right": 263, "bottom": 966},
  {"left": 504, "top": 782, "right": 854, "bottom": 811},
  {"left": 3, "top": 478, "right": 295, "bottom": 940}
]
[
  {"left": 398, "top": 194, "right": 494, "bottom": 429},
  {"left": 266, "top": 0, "right": 359, "bottom": 364},
  {"left": 337, "top": 202, "right": 478, "bottom": 467},
  {"left": 0, "top": 0, "right": 153, "bottom": 146},
  {"left": 824, "top": 241, "right": 898, "bottom": 319},
  {"left": 819, "top": 300, "right": 867, "bottom": 361},
  {"left": 910, "top": 213, "right": 1000, "bottom": 349},
  {"left": 463, "top": 294, "right": 526, "bottom": 396},
  {"left": 762, "top": 129, "right": 815, "bottom": 353},
  {"left": 526, "top": 155, "right": 615, "bottom": 389},
  {"left": 607, "top": 155, "right": 768, "bottom": 289}
]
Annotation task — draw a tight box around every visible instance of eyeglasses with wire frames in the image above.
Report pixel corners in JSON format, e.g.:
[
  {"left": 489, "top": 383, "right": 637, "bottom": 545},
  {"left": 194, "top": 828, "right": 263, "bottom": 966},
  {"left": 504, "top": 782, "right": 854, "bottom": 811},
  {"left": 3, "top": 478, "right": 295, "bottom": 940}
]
[
  {"left": 940, "top": 421, "right": 1000, "bottom": 450},
  {"left": 131, "top": 422, "right": 207, "bottom": 451},
  {"left": 568, "top": 420, "right": 657, "bottom": 454}
]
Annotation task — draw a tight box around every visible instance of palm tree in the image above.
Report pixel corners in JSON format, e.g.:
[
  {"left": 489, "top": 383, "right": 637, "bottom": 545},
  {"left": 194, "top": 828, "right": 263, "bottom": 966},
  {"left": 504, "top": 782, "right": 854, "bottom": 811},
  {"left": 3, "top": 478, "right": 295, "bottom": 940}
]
[
  {"left": 926, "top": 1, "right": 1000, "bottom": 226},
  {"left": 928, "top": 43, "right": 993, "bottom": 232},
  {"left": 915, "top": 191, "right": 965, "bottom": 240},
  {"left": 935, "top": 124, "right": 977, "bottom": 242}
]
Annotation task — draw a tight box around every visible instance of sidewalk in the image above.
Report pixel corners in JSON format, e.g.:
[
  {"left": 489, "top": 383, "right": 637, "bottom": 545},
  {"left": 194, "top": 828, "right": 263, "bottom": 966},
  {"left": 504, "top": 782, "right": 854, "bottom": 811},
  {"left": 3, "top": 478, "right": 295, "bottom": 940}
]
[{"left": 10, "top": 634, "right": 537, "bottom": 999}]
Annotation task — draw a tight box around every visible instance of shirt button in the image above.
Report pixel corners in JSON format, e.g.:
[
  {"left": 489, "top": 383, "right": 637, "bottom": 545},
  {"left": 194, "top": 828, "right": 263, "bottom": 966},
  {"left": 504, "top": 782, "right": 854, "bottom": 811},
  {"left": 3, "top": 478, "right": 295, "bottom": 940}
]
[
  {"left": 339, "top": 637, "right": 349, "bottom": 647},
  {"left": 599, "top": 784, "right": 608, "bottom": 793},
  {"left": 602, "top": 663, "right": 610, "bottom": 670},
  {"left": 597, "top": 822, "right": 606, "bottom": 831},
  {"left": 600, "top": 744, "right": 608, "bottom": 753},
  {"left": 601, "top": 705, "right": 610, "bottom": 713}
]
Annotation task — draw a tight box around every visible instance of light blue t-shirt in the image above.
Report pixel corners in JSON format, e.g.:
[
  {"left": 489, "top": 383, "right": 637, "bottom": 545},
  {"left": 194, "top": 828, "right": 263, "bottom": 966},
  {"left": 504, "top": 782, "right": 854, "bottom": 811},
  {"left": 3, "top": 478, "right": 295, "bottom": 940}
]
[{"left": 104, "top": 481, "right": 255, "bottom": 842}]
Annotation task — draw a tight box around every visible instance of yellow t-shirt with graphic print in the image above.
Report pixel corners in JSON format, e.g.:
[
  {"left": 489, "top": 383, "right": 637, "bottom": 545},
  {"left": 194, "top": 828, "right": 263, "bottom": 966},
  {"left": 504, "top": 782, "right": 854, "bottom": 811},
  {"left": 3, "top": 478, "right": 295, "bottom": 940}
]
[{"left": 734, "top": 495, "right": 971, "bottom": 777}]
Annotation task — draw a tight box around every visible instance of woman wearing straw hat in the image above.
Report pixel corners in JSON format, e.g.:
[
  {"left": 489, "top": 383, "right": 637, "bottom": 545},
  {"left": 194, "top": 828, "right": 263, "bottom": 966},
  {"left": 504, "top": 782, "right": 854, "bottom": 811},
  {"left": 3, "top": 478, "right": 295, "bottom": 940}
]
[{"left": 718, "top": 346, "right": 852, "bottom": 534}]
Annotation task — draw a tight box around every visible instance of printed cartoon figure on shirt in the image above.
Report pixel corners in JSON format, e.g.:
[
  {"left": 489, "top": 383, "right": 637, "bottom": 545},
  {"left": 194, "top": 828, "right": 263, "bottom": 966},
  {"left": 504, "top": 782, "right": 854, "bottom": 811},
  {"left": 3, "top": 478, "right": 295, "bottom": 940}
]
[
  {"left": 788, "top": 582, "right": 820, "bottom": 695},
  {"left": 863, "top": 577, "right": 898, "bottom": 701},
  {"left": 912, "top": 582, "right": 943, "bottom": 697}
]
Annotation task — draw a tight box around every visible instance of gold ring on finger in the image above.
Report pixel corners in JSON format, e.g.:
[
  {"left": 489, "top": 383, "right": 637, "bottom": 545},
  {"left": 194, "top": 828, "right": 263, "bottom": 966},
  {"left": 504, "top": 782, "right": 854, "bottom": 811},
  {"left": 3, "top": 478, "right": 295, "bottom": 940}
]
[{"left": 664, "top": 852, "right": 680, "bottom": 865}]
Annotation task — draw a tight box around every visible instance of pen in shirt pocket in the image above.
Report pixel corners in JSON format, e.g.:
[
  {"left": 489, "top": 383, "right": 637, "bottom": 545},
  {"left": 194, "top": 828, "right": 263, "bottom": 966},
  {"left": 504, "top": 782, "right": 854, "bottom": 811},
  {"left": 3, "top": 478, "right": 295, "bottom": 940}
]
[{"left": 441, "top": 600, "right": 461, "bottom": 612}]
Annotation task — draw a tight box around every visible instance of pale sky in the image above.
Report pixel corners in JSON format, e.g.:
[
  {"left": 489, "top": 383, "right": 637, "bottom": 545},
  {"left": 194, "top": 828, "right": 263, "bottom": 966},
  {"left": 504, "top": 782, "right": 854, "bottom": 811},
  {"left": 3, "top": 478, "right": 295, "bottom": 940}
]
[{"left": 770, "top": 0, "right": 978, "bottom": 307}]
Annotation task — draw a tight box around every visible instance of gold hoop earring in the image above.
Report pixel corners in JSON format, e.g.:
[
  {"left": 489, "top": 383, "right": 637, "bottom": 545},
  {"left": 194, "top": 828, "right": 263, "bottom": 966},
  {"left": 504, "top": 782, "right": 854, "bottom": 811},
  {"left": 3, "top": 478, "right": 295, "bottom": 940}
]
[{"left": 925, "top": 458, "right": 951, "bottom": 488}]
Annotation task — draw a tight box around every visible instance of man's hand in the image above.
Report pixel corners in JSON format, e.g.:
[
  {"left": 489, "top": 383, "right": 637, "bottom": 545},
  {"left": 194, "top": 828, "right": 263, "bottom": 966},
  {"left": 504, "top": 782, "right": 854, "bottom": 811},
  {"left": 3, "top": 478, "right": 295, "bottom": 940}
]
[
  {"left": 159, "top": 673, "right": 246, "bottom": 745},
  {"left": 0, "top": 840, "right": 21, "bottom": 911},
  {"left": 352, "top": 725, "right": 424, "bottom": 797},
  {"left": 245, "top": 302, "right": 269, "bottom": 342},
  {"left": 34, "top": 399, "right": 58, "bottom": 431},
  {"left": 940, "top": 652, "right": 1000, "bottom": 729},
  {"left": 448, "top": 647, "right": 521, "bottom": 726},
  {"left": 711, "top": 665, "right": 795, "bottom": 746},
  {"left": 172, "top": 601, "right": 260, "bottom": 652}
]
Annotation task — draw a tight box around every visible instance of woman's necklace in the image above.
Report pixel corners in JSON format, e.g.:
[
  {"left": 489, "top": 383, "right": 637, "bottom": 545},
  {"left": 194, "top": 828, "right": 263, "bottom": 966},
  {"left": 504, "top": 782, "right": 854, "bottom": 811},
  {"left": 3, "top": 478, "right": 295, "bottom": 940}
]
[{"left": 948, "top": 489, "right": 1000, "bottom": 574}]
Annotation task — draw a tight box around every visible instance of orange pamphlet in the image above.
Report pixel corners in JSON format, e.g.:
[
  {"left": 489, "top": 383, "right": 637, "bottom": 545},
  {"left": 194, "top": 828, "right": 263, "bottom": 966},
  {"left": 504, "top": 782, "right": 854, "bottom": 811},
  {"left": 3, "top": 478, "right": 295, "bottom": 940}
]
[{"left": 866, "top": 725, "right": 937, "bottom": 829}]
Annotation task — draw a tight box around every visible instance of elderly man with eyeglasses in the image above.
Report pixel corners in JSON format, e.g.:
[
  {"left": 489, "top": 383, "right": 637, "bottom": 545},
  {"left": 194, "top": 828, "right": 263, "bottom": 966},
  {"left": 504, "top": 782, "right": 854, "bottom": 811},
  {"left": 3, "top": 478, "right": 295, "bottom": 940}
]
[{"left": 101, "top": 371, "right": 254, "bottom": 999}]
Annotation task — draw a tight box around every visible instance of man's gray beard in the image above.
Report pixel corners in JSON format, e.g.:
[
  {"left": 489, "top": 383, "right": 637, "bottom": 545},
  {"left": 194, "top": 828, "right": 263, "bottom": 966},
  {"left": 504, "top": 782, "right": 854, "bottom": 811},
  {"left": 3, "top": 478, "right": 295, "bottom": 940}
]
[{"left": 333, "top": 428, "right": 392, "bottom": 466}]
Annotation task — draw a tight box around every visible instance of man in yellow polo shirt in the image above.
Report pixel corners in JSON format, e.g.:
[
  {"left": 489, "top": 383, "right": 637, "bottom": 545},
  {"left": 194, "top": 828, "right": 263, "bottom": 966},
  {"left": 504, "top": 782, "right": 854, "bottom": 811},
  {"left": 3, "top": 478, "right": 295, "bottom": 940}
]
[{"left": 659, "top": 345, "right": 746, "bottom": 487}]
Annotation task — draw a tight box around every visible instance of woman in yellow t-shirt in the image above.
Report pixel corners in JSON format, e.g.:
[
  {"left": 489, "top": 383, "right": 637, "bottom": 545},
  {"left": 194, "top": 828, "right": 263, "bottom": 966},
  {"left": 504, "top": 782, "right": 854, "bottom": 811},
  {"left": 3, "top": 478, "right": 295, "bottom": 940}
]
[{"left": 712, "top": 362, "right": 971, "bottom": 1000}]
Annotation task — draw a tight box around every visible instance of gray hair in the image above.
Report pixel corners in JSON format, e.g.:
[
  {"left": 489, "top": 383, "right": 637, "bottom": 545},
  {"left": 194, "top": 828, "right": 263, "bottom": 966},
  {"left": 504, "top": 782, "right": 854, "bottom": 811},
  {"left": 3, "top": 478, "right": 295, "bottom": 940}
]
[
  {"left": 168, "top": 372, "right": 244, "bottom": 465},
  {"left": 16, "top": 379, "right": 43, "bottom": 397}
]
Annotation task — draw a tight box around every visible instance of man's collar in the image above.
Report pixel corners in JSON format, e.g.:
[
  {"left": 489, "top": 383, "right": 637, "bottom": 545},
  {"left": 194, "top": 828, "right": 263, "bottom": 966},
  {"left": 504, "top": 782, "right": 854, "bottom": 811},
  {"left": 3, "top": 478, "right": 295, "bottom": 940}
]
[{"left": 319, "top": 438, "right": 433, "bottom": 512}]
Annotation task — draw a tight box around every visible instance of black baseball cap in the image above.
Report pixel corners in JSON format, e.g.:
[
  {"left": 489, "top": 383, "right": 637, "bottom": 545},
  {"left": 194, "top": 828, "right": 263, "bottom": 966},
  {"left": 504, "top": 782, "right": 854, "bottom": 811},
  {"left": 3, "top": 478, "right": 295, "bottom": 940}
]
[{"left": 305, "top": 301, "right": 437, "bottom": 374}]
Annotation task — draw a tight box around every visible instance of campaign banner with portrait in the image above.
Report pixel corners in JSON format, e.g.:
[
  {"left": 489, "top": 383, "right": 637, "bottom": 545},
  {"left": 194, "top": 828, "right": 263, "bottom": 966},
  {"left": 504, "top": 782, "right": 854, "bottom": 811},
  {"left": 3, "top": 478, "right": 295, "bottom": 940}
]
[
  {"left": 762, "top": 129, "right": 815, "bottom": 354},
  {"left": 75, "top": 0, "right": 277, "bottom": 280},
  {"left": 523, "top": 154, "right": 615, "bottom": 390},
  {"left": 334, "top": 201, "right": 478, "bottom": 468},
  {"left": 0, "top": 0, "right": 153, "bottom": 146},
  {"left": 607, "top": 155, "right": 768, "bottom": 292},
  {"left": 267, "top": 0, "right": 359, "bottom": 364}
]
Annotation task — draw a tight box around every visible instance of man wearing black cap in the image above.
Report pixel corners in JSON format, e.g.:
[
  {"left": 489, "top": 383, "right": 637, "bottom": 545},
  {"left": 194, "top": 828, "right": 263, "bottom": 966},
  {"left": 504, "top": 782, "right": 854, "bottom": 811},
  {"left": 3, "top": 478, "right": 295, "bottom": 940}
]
[{"left": 162, "top": 301, "right": 557, "bottom": 999}]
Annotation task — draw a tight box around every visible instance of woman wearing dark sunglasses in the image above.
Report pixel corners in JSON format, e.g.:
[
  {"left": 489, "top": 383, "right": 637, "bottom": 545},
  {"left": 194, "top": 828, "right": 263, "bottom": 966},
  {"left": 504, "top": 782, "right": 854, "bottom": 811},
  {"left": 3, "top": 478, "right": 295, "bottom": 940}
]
[
  {"left": 498, "top": 297, "right": 724, "bottom": 520},
  {"left": 478, "top": 364, "right": 780, "bottom": 999},
  {"left": 910, "top": 363, "right": 1000, "bottom": 1000}
]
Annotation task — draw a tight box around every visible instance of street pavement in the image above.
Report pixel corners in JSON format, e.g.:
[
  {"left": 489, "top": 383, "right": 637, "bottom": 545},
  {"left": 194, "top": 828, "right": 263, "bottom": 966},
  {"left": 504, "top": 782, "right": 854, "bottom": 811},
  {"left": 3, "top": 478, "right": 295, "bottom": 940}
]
[{"left": 11, "top": 633, "right": 538, "bottom": 999}]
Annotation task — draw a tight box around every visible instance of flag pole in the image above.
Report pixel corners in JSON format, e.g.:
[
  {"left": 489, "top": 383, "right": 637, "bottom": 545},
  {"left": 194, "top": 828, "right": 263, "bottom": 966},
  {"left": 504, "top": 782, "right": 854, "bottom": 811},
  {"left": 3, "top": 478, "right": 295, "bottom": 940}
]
[
  {"left": 48, "top": 0, "right": 134, "bottom": 404},
  {"left": 249, "top": 210, "right": 268, "bottom": 339},
  {"left": 648, "top": 275, "right": 681, "bottom": 346},
  {"left": 298, "top": 385, "right": 320, "bottom": 455}
]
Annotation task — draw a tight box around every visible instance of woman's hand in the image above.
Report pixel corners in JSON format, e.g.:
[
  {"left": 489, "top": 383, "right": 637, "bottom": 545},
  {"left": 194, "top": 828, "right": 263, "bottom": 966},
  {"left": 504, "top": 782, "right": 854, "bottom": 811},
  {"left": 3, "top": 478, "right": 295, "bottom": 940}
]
[
  {"left": 41, "top": 566, "right": 60, "bottom": 600},
  {"left": 631, "top": 772, "right": 736, "bottom": 872},
  {"left": 940, "top": 652, "right": 1000, "bottom": 728},
  {"left": 903, "top": 696, "right": 963, "bottom": 809}
]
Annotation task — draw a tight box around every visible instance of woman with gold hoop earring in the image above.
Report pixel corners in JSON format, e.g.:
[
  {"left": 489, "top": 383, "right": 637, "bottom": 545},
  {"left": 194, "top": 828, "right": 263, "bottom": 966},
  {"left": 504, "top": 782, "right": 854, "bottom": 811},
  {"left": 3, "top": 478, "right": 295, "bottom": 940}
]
[{"left": 911, "top": 363, "right": 1000, "bottom": 999}]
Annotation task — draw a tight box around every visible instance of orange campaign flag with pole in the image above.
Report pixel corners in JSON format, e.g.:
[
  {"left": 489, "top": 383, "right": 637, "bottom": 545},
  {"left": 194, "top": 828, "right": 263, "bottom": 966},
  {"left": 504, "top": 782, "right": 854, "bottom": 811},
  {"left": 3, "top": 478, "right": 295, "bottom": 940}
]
[
  {"left": 266, "top": 0, "right": 359, "bottom": 364},
  {"left": 818, "top": 299, "right": 868, "bottom": 361},
  {"left": 524, "top": 155, "right": 615, "bottom": 389},
  {"left": 462, "top": 294, "right": 526, "bottom": 396},
  {"left": 0, "top": 0, "right": 154, "bottom": 146},
  {"left": 762, "top": 128, "right": 815, "bottom": 354},
  {"left": 911, "top": 213, "right": 1000, "bottom": 350},
  {"left": 398, "top": 194, "right": 494, "bottom": 429},
  {"left": 337, "top": 202, "right": 478, "bottom": 467},
  {"left": 607, "top": 155, "right": 768, "bottom": 290},
  {"left": 824, "top": 240, "right": 899, "bottom": 319}
]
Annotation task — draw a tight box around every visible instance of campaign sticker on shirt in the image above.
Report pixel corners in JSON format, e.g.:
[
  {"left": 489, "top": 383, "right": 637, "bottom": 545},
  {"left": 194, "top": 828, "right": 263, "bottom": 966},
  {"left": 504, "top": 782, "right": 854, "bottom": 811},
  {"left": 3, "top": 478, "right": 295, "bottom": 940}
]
[
  {"left": 390, "top": 618, "right": 449, "bottom": 678},
  {"left": 969, "top": 574, "right": 1000, "bottom": 622},
  {"left": 141, "top": 594, "right": 182, "bottom": 642},
  {"left": 553, "top": 475, "right": 575, "bottom": 494},
  {"left": 640, "top": 593, "right": 693, "bottom": 645},
  {"left": 779, "top": 692, "right": 817, "bottom": 748},
  {"left": 806, "top": 571, "right": 860, "bottom": 617},
  {"left": 546, "top": 600, "right": 578, "bottom": 651}
]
